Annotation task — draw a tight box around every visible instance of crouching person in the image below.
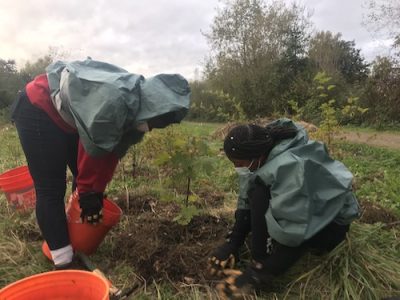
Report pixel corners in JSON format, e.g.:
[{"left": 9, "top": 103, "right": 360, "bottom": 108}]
[{"left": 208, "top": 119, "right": 359, "bottom": 299}]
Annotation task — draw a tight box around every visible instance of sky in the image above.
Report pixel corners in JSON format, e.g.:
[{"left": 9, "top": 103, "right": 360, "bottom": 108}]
[{"left": 0, "top": 0, "right": 394, "bottom": 80}]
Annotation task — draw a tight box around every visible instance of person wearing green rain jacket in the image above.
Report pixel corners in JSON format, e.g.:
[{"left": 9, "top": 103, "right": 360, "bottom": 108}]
[
  {"left": 11, "top": 58, "right": 191, "bottom": 269},
  {"left": 208, "top": 119, "right": 359, "bottom": 298}
]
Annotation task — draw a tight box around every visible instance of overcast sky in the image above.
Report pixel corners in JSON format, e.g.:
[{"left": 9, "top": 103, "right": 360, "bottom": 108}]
[{"left": 0, "top": 0, "right": 393, "bottom": 79}]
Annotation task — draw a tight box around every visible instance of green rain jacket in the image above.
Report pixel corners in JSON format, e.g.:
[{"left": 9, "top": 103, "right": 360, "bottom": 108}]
[
  {"left": 46, "top": 58, "right": 191, "bottom": 158},
  {"left": 237, "top": 119, "right": 359, "bottom": 247}
]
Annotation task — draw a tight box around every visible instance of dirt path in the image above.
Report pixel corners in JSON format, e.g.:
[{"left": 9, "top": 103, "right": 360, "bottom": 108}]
[{"left": 339, "top": 131, "right": 400, "bottom": 150}]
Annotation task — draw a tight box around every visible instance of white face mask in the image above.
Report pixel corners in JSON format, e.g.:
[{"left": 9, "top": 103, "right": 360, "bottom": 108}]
[
  {"left": 235, "top": 160, "right": 255, "bottom": 176},
  {"left": 235, "top": 166, "right": 252, "bottom": 176},
  {"left": 136, "top": 122, "right": 149, "bottom": 133}
]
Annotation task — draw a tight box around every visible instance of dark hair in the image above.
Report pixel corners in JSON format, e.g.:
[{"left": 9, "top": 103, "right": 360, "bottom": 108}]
[{"left": 223, "top": 123, "right": 298, "bottom": 159}]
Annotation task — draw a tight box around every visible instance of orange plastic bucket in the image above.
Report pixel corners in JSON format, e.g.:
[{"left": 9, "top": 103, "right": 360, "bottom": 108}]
[
  {"left": 0, "top": 166, "right": 36, "bottom": 210},
  {"left": 0, "top": 270, "right": 109, "bottom": 300},
  {"left": 42, "top": 195, "right": 122, "bottom": 259}
]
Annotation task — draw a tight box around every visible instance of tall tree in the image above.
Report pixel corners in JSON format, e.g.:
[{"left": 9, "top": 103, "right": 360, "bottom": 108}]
[
  {"left": 0, "top": 59, "right": 23, "bottom": 109},
  {"left": 275, "top": 5, "right": 312, "bottom": 110},
  {"left": 0, "top": 48, "right": 68, "bottom": 114},
  {"left": 362, "top": 56, "right": 400, "bottom": 126},
  {"left": 308, "top": 31, "right": 369, "bottom": 84},
  {"left": 0, "top": 59, "right": 17, "bottom": 74},
  {"left": 204, "top": 0, "right": 311, "bottom": 118},
  {"left": 19, "top": 55, "right": 53, "bottom": 83},
  {"left": 19, "top": 47, "right": 70, "bottom": 83},
  {"left": 363, "top": 1, "right": 400, "bottom": 126}
]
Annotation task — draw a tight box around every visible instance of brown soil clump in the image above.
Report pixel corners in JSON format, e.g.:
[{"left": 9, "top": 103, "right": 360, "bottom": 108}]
[
  {"left": 105, "top": 196, "right": 399, "bottom": 284},
  {"left": 359, "top": 200, "right": 399, "bottom": 225},
  {"left": 110, "top": 196, "right": 231, "bottom": 283}
]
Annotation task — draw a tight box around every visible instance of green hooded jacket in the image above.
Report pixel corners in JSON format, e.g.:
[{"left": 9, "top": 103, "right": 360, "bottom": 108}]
[
  {"left": 46, "top": 58, "right": 191, "bottom": 158},
  {"left": 237, "top": 119, "right": 359, "bottom": 247}
]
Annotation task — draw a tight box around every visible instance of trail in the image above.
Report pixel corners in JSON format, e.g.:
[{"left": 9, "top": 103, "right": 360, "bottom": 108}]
[{"left": 339, "top": 131, "right": 400, "bottom": 150}]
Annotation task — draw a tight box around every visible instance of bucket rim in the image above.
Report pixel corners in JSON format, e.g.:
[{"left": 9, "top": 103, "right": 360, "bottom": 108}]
[
  {"left": 103, "top": 198, "right": 123, "bottom": 215},
  {"left": 0, "top": 270, "right": 109, "bottom": 299},
  {"left": 0, "top": 166, "right": 30, "bottom": 179}
]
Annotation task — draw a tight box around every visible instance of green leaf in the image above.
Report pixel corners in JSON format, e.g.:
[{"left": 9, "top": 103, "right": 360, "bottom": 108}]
[
  {"left": 154, "top": 152, "right": 171, "bottom": 166},
  {"left": 159, "top": 190, "right": 176, "bottom": 203},
  {"left": 188, "top": 194, "right": 199, "bottom": 203},
  {"left": 173, "top": 205, "right": 201, "bottom": 225},
  {"left": 173, "top": 138, "right": 186, "bottom": 149},
  {"left": 194, "top": 156, "right": 218, "bottom": 175}
]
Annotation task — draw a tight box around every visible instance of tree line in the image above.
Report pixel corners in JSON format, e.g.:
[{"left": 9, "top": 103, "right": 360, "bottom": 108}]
[
  {"left": 188, "top": 0, "right": 400, "bottom": 128},
  {"left": 0, "top": 55, "right": 54, "bottom": 120}
]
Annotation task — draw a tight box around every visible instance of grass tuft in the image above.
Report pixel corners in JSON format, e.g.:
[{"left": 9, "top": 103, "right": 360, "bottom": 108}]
[{"left": 282, "top": 222, "right": 400, "bottom": 300}]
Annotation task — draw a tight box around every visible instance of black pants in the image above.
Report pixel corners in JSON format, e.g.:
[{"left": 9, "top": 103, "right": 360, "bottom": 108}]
[{"left": 11, "top": 91, "right": 79, "bottom": 250}]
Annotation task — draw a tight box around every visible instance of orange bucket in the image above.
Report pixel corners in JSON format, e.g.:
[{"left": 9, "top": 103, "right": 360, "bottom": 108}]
[
  {"left": 42, "top": 194, "right": 122, "bottom": 260},
  {"left": 0, "top": 270, "right": 109, "bottom": 300},
  {"left": 0, "top": 166, "right": 36, "bottom": 210}
]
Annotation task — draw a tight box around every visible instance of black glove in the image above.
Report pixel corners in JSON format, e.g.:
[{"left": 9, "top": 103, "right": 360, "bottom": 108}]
[
  {"left": 78, "top": 192, "right": 103, "bottom": 224},
  {"left": 216, "top": 261, "right": 273, "bottom": 299},
  {"left": 208, "top": 242, "right": 239, "bottom": 277}
]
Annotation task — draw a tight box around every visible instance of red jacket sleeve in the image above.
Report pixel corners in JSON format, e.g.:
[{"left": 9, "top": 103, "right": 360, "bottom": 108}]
[{"left": 76, "top": 141, "right": 119, "bottom": 193}]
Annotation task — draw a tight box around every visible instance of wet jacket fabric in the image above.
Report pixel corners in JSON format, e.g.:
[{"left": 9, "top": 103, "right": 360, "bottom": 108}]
[
  {"left": 24, "top": 59, "right": 190, "bottom": 193},
  {"left": 46, "top": 58, "right": 191, "bottom": 157},
  {"left": 237, "top": 119, "right": 359, "bottom": 247}
]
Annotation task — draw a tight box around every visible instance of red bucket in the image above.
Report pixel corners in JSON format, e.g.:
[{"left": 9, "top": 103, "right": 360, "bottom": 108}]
[
  {"left": 0, "top": 270, "right": 109, "bottom": 300},
  {"left": 0, "top": 166, "right": 36, "bottom": 210},
  {"left": 42, "top": 193, "right": 122, "bottom": 260}
]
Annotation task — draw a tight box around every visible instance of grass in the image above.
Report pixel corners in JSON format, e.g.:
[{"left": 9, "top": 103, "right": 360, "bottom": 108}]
[
  {"left": 337, "top": 142, "right": 400, "bottom": 211},
  {"left": 0, "top": 122, "right": 399, "bottom": 299},
  {"left": 0, "top": 126, "right": 26, "bottom": 170},
  {"left": 280, "top": 222, "right": 400, "bottom": 300},
  {"left": 180, "top": 121, "right": 222, "bottom": 137},
  {"left": 0, "top": 202, "right": 47, "bottom": 286}
]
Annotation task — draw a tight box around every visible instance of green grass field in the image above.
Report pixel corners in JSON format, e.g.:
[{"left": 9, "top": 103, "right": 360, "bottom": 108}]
[{"left": 0, "top": 122, "right": 399, "bottom": 299}]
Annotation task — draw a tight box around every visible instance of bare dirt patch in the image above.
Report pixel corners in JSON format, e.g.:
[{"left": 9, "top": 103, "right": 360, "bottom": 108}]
[
  {"left": 99, "top": 191, "right": 400, "bottom": 287},
  {"left": 339, "top": 131, "right": 400, "bottom": 150},
  {"left": 359, "top": 200, "right": 399, "bottom": 225},
  {"left": 110, "top": 195, "right": 231, "bottom": 283},
  {"left": 4, "top": 217, "right": 42, "bottom": 242}
]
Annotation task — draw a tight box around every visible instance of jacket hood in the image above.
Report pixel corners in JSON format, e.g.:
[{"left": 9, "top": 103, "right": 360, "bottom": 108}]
[
  {"left": 45, "top": 58, "right": 191, "bottom": 156},
  {"left": 266, "top": 118, "right": 309, "bottom": 161},
  {"left": 136, "top": 73, "right": 191, "bottom": 124}
]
